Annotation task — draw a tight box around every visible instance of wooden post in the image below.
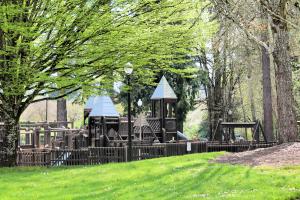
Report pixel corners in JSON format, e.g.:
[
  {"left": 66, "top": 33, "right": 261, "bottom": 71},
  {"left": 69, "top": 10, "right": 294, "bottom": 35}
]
[
  {"left": 68, "top": 130, "right": 73, "bottom": 149},
  {"left": 35, "top": 128, "right": 40, "bottom": 148},
  {"left": 45, "top": 128, "right": 51, "bottom": 147},
  {"left": 162, "top": 128, "right": 166, "bottom": 143},
  {"left": 124, "top": 146, "right": 128, "bottom": 162},
  {"left": 31, "top": 129, "right": 35, "bottom": 147},
  {"left": 25, "top": 132, "right": 30, "bottom": 145}
]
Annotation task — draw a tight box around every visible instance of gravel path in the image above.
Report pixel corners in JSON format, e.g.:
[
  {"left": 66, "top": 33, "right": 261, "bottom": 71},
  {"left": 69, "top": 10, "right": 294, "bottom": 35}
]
[{"left": 214, "top": 142, "right": 300, "bottom": 167}]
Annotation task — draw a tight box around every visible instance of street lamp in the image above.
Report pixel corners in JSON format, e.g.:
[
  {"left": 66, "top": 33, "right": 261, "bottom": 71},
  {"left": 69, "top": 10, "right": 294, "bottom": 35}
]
[
  {"left": 137, "top": 99, "right": 143, "bottom": 107},
  {"left": 124, "top": 62, "right": 133, "bottom": 75},
  {"left": 137, "top": 99, "right": 142, "bottom": 141},
  {"left": 124, "top": 62, "right": 133, "bottom": 161}
]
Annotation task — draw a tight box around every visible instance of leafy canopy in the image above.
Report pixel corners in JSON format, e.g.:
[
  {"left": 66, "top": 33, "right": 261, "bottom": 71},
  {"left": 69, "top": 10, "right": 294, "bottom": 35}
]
[{"left": 0, "top": 0, "right": 216, "bottom": 119}]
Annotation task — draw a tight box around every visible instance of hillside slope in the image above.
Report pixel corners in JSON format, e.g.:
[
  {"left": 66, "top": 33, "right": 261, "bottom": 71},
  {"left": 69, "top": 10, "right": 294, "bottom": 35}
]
[{"left": 0, "top": 153, "right": 300, "bottom": 200}]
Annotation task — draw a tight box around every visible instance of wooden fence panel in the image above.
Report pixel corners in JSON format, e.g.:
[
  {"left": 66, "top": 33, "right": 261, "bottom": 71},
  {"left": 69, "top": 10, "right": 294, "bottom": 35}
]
[
  {"left": 89, "top": 147, "right": 126, "bottom": 164},
  {"left": 132, "top": 146, "right": 166, "bottom": 161},
  {"left": 166, "top": 143, "right": 187, "bottom": 156},
  {"left": 13, "top": 142, "right": 277, "bottom": 167},
  {"left": 191, "top": 142, "right": 207, "bottom": 153},
  {"left": 51, "top": 149, "right": 89, "bottom": 166},
  {"left": 17, "top": 151, "right": 50, "bottom": 166}
]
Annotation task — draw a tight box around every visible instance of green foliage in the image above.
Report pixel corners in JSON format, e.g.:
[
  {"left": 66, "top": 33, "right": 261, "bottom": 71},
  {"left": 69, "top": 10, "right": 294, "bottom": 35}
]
[
  {"left": 183, "top": 124, "right": 200, "bottom": 138},
  {"left": 0, "top": 0, "right": 217, "bottom": 117},
  {"left": 198, "top": 120, "right": 209, "bottom": 138},
  {"left": 1, "top": 153, "right": 300, "bottom": 199},
  {"left": 184, "top": 118, "right": 209, "bottom": 139}
]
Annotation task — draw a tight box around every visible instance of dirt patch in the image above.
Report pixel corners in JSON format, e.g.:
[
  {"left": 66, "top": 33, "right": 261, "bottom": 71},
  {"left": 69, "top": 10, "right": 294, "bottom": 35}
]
[{"left": 214, "top": 142, "right": 300, "bottom": 167}]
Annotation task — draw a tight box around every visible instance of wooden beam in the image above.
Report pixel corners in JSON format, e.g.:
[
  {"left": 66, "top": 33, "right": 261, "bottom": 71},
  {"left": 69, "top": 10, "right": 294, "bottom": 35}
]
[{"left": 220, "top": 122, "right": 256, "bottom": 128}]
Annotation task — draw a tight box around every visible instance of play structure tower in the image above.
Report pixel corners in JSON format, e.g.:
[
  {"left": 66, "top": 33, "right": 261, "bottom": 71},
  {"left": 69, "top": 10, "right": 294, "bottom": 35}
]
[
  {"left": 85, "top": 96, "right": 120, "bottom": 147},
  {"left": 150, "top": 76, "right": 177, "bottom": 142}
]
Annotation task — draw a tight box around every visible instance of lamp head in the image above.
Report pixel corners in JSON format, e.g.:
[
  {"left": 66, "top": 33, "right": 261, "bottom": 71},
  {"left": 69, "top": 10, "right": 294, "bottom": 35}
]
[
  {"left": 137, "top": 99, "right": 142, "bottom": 107},
  {"left": 124, "top": 62, "right": 133, "bottom": 75}
]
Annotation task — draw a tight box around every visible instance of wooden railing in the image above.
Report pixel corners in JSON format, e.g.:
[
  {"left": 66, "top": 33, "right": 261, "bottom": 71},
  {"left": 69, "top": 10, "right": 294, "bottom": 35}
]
[
  {"left": 146, "top": 118, "right": 161, "bottom": 133},
  {"left": 17, "top": 151, "right": 51, "bottom": 166},
  {"left": 89, "top": 147, "right": 126, "bottom": 164},
  {"left": 14, "top": 141, "right": 276, "bottom": 167},
  {"left": 207, "top": 142, "right": 276, "bottom": 152},
  {"left": 132, "top": 145, "right": 166, "bottom": 160},
  {"left": 51, "top": 149, "right": 89, "bottom": 166}
]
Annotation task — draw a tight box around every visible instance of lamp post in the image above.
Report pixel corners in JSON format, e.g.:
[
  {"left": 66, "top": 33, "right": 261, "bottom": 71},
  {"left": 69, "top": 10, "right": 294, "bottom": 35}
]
[
  {"left": 124, "top": 62, "right": 133, "bottom": 161},
  {"left": 137, "top": 99, "right": 142, "bottom": 141}
]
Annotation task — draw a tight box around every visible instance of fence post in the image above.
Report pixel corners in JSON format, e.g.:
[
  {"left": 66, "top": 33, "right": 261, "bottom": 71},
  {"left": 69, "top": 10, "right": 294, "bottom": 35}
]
[
  {"left": 16, "top": 152, "right": 20, "bottom": 166},
  {"left": 45, "top": 128, "right": 51, "bottom": 147},
  {"left": 124, "top": 146, "right": 128, "bottom": 162},
  {"left": 164, "top": 143, "right": 168, "bottom": 156}
]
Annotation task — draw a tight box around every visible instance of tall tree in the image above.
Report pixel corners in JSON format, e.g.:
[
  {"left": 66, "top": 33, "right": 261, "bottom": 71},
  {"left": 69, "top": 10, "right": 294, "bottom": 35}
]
[
  {"left": 211, "top": 0, "right": 299, "bottom": 142},
  {"left": 261, "top": 10, "right": 274, "bottom": 142},
  {"left": 0, "top": 0, "right": 212, "bottom": 166}
]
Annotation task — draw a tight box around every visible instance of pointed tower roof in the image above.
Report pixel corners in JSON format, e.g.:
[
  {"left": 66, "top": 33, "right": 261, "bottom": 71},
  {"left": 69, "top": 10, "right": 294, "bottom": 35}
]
[
  {"left": 84, "top": 96, "right": 95, "bottom": 109},
  {"left": 134, "top": 113, "right": 150, "bottom": 127},
  {"left": 150, "top": 76, "right": 177, "bottom": 100},
  {"left": 87, "top": 96, "right": 119, "bottom": 117}
]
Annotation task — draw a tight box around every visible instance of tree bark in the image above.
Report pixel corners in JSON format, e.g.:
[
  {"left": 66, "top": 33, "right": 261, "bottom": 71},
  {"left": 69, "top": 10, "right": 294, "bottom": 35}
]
[
  {"left": 176, "top": 77, "right": 184, "bottom": 133},
  {"left": 57, "top": 98, "right": 68, "bottom": 128},
  {"left": 211, "top": 50, "right": 224, "bottom": 141},
  {"left": 270, "top": 0, "right": 298, "bottom": 142},
  {"left": 246, "top": 55, "right": 257, "bottom": 121},
  {"left": 238, "top": 79, "right": 247, "bottom": 137},
  {"left": 0, "top": 111, "right": 19, "bottom": 167},
  {"left": 261, "top": 29, "right": 274, "bottom": 142},
  {"left": 272, "top": 25, "right": 298, "bottom": 142}
]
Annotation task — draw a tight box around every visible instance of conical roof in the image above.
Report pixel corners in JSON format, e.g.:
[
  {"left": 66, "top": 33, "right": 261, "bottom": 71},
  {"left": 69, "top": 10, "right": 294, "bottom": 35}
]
[
  {"left": 84, "top": 96, "right": 95, "bottom": 109},
  {"left": 150, "top": 76, "right": 177, "bottom": 100},
  {"left": 134, "top": 113, "right": 150, "bottom": 127},
  {"left": 87, "top": 96, "right": 119, "bottom": 117}
]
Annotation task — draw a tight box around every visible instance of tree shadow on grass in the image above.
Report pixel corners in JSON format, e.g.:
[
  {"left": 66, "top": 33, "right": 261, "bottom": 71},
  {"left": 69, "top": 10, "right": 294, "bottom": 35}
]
[{"left": 66, "top": 162, "right": 238, "bottom": 200}]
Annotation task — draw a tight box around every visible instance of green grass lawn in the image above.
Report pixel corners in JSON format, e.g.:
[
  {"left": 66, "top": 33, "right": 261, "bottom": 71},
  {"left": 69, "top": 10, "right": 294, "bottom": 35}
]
[{"left": 1, "top": 152, "right": 300, "bottom": 200}]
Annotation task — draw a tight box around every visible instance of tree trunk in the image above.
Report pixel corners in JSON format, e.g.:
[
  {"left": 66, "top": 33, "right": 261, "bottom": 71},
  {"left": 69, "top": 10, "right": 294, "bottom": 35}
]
[
  {"left": 261, "top": 30, "right": 274, "bottom": 142},
  {"left": 176, "top": 77, "right": 184, "bottom": 133},
  {"left": 211, "top": 50, "right": 224, "bottom": 141},
  {"left": 0, "top": 114, "right": 19, "bottom": 167},
  {"left": 205, "top": 85, "right": 214, "bottom": 140},
  {"left": 57, "top": 98, "right": 68, "bottom": 128},
  {"left": 238, "top": 79, "right": 247, "bottom": 137},
  {"left": 246, "top": 59, "right": 257, "bottom": 121},
  {"left": 272, "top": 20, "right": 298, "bottom": 142}
]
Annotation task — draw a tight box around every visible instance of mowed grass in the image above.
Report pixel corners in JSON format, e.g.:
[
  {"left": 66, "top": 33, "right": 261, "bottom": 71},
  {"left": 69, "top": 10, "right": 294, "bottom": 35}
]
[{"left": 1, "top": 152, "right": 300, "bottom": 200}]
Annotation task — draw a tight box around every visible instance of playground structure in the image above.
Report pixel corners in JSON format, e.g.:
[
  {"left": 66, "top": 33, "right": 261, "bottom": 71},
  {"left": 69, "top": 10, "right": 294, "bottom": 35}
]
[
  {"left": 85, "top": 76, "right": 179, "bottom": 148},
  {"left": 0, "top": 76, "right": 273, "bottom": 166},
  {"left": 6, "top": 76, "right": 183, "bottom": 152},
  {"left": 212, "top": 120, "right": 267, "bottom": 143}
]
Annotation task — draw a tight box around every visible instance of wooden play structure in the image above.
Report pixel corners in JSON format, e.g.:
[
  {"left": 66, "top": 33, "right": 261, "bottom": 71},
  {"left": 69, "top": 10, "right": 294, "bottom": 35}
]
[
  {"left": 6, "top": 76, "right": 183, "bottom": 153},
  {"left": 84, "top": 76, "right": 180, "bottom": 148},
  {"left": 0, "top": 76, "right": 276, "bottom": 167},
  {"left": 18, "top": 121, "right": 87, "bottom": 150},
  {"left": 212, "top": 120, "right": 267, "bottom": 143}
]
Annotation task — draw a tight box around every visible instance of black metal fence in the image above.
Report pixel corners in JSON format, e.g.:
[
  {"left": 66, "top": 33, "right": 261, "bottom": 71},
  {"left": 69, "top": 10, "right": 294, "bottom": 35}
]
[{"left": 15, "top": 141, "right": 276, "bottom": 167}]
